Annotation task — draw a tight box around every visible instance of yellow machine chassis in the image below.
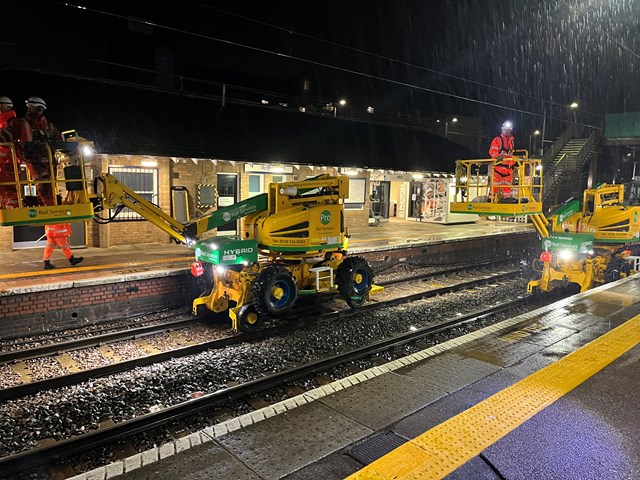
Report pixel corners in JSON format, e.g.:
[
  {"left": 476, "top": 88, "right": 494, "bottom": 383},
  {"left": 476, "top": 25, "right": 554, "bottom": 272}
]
[{"left": 192, "top": 252, "right": 383, "bottom": 332}]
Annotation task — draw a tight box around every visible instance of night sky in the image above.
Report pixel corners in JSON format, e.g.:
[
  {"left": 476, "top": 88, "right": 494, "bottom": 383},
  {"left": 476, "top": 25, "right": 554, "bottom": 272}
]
[{"left": 5, "top": 0, "right": 639, "bottom": 151}]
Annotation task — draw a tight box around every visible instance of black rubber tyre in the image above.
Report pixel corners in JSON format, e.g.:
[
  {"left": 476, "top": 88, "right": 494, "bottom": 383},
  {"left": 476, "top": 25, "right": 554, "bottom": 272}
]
[
  {"left": 237, "top": 303, "right": 263, "bottom": 332},
  {"left": 252, "top": 266, "right": 298, "bottom": 316},
  {"left": 336, "top": 256, "right": 373, "bottom": 308}
]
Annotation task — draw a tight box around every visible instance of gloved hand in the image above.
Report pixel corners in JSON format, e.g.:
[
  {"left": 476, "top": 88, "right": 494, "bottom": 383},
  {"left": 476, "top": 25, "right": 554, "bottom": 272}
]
[{"left": 496, "top": 156, "right": 503, "bottom": 162}]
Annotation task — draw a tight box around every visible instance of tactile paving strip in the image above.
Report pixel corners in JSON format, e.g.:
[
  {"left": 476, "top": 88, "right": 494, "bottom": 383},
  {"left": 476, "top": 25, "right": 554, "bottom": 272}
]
[{"left": 348, "top": 313, "right": 640, "bottom": 480}]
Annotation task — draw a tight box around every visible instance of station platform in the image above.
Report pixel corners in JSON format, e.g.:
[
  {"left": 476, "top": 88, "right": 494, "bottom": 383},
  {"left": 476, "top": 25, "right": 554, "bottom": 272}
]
[
  {"left": 80, "top": 273, "right": 640, "bottom": 480},
  {"left": 0, "top": 218, "right": 533, "bottom": 285}
]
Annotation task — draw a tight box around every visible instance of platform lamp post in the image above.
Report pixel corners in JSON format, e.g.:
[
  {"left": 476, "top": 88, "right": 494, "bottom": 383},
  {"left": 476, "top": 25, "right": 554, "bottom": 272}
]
[
  {"left": 570, "top": 102, "right": 579, "bottom": 135},
  {"left": 334, "top": 98, "right": 347, "bottom": 117},
  {"left": 529, "top": 130, "right": 540, "bottom": 157},
  {"left": 444, "top": 117, "right": 458, "bottom": 139}
]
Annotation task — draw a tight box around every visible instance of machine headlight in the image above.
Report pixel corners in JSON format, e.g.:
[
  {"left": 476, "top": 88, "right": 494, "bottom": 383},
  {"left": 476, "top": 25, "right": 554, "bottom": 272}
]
[
  {"left": 558, "top": 249, "right": 574, "bottom": 260},
  {"left": 216, "top": 265, "right": 226, "bottom": 274}
]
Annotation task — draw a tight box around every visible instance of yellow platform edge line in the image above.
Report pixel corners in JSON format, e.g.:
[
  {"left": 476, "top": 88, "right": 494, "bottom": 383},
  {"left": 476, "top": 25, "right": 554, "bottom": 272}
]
[
  {"left": 348, "top": 313, "right": 640, "bottom": 480},
  {"left": 0, "top": 257, "right": 193, "bottom": 280}
]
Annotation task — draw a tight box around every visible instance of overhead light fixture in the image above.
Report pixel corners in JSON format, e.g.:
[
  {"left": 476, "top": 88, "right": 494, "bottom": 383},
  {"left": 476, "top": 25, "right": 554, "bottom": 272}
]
[
  {"left": 141, "top": 160, "right": 157, "bottom": 167},
  {"left": 412, "top": 174, "right": 424, "bottom": 180}
]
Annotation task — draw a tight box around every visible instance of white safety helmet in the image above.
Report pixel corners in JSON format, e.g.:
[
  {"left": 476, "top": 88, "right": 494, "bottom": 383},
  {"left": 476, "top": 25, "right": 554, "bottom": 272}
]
[
  {"left": 26, "top": 96, "right": 47, "bottom": 110},
  {"left": 501, "top": 121, "right": 513, "bottom": 134},
  {"left": 0, "top": 96, "right": 13, "bottom": 107}
]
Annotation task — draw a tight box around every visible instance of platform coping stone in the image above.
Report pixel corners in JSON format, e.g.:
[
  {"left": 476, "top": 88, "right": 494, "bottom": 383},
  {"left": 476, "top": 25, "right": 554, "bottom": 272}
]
[
  {"left": 273, "top": 402, "right": 287, "bottom": 414},
  {"left": 250, "top": 409, "right": 267, "bottom": 422},
  {"left": 225, "top": 417, "right": 242, "bottom": 432},
  {"left": 124, "top": 453, "right": 142, "bottom": 472},
  {"left": 238, "top": 413, "right": 254, "bottom": 427},
  {"left": 175, "top": 436, "right": 191, "bottom": 453},
  {"left": 203, "top": 425, "right": 216, "bottom": 438},
  {"left": 104, "top": 461, "right": 124, "bottom": 479},
  {"left": 86, "top": 469, "right": 105, "bottom": 480},
  {"left": 159, "top": 441, "right": 175, "bottom": 459},
  {"left": 293, "top": 395, "right": 308, "bottom": 407},
  {"left": 141, "top": 448, "right": 158, "bottom": 465},
  {"left": 199, "top": 431, "right": 213, "bottom": 444},
  {"left": 188, "top": 432, "right": 202, "bottom": 447}
]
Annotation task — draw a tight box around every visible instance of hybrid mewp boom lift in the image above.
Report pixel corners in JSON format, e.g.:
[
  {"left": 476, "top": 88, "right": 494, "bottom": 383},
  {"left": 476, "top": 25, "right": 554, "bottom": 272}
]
[
  {"left": 0, "top": 135, "right": 380, "bottom": 332},
  {"left": 451, "top": 152, "right": 640, "bottom": 294}
]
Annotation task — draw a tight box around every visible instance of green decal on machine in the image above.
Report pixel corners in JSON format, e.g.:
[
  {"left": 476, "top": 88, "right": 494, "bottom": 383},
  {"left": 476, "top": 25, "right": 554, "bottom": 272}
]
[
  {"left": 195, "top": 236, "right": 258, "bottom": 266},
  {"left": 543, "top": 233, "right": 594, "bottom": 254},
  {"left": 28, "top": 209, "right": 38, "bottom": 218},
  {"left": 320, "top": 210, "right": 331, "bottom": 225}
]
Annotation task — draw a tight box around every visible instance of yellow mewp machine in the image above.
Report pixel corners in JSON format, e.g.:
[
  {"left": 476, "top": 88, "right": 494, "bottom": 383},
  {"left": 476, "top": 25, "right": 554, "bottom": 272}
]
[
  {"left": 452, "top": 153, "right": 640, "bottom": 294},
  {"left": 0, "top": 135, "right": 380, "bottom": 332}
]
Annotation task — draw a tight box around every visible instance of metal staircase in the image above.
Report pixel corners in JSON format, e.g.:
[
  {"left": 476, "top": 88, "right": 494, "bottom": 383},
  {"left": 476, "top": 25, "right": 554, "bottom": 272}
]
[{"left": 542, "top": 129, "right": 599, "bottom": 206}]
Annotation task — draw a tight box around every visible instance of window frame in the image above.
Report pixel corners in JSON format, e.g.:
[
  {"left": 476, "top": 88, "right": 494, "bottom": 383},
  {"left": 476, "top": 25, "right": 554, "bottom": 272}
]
[{"left": 108, "top": 166, "right": 159, "bottom": 221}]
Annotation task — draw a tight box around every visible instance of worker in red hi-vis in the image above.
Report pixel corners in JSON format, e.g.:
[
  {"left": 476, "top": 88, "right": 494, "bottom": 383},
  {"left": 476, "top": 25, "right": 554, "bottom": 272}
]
[
  {"left": 0, "top": 96, "right": 20, "bottom": 209},
  {"left": 43, "top": 223, "right": 83, "bottom": 270},
  {"left": 488, "top": 121, "right": 515, "bottom": 199}
]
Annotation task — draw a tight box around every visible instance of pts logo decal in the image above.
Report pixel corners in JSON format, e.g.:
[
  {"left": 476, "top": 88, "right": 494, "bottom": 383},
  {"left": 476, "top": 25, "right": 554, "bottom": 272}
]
[{"left": 320, "top": 210, "right": 331, "bottom": 225}]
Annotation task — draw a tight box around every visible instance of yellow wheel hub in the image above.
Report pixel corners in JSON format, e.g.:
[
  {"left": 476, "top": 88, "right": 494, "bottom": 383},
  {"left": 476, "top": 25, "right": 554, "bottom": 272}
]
[
  {"left": 271, "top": 286, "right": 285, "bottom": 300},
  {"left": 246, "top": 312, "right": 259, "bottom": 325},
  {"left": 354, "top": 273, "right": 363, "bottom": 283}
]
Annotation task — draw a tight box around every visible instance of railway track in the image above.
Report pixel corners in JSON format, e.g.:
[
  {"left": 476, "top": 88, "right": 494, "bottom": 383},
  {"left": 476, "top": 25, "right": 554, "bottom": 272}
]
[
  {"left": 0, "top": 259, "right": 514, "bottom": 361},
  {"left": 0, "top": 264, "right": 520, "bottom": 401}
]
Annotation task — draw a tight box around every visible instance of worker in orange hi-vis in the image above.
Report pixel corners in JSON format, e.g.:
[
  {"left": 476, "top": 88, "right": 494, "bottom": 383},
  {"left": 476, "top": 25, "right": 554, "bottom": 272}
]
[
  {"left": 43, "top": 223, "right": 83, "bottom": 270},
  {"left": 488, "top": 121, "right": 515, "bottom": 199}
]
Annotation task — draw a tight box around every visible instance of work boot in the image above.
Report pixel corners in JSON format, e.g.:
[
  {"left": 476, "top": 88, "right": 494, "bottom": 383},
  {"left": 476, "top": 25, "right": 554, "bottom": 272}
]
[
  {"left": 69, "top": 256, "right": 84, "bottom": 266},
  {"left": 44, "top": 260, "right": 55, "bottom": 270}
]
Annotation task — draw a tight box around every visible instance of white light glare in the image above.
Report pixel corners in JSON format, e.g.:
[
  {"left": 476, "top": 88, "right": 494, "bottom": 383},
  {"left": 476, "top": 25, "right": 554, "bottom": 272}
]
[
  {"left": 558, "top": 249, "right": 574, "bottom": 260},
  {"left": 536, "top": 165, "right": 543, "bottom": 171},
  {"left": 216, "top": 265, "right": 226, "bottom": 274},
  {"left": 409, "top": 326, "right": 417, "bottom": 331},
  {"left": 209, "top": 243, "right": 218, "bottom": 250},
  {"left": 82, "top": 145, "right": 93, "bottom": 156}
]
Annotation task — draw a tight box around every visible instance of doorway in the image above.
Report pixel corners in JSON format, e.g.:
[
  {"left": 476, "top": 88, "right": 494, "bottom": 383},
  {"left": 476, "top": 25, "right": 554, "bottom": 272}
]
[
  {"left": 370, "top": 180, "right": 390, "bottom": 221},
  {"left": 217, "top": 173, "right": 238, "bottom": 235}
]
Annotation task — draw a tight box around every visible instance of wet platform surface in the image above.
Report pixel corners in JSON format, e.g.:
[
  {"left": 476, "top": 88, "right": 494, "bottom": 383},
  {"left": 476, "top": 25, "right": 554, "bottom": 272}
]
[{"left": 68, "top": 274, "right": 640, "bottom": 480}]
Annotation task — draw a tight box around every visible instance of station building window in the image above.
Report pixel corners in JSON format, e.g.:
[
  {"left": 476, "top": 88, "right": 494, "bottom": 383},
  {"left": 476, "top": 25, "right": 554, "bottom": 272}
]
[
  {"left": 108, "top": 166, "right": 158, "bottom": 221},
  {"left": 248, "top": 174, "right": 263, "bottom": 197}
]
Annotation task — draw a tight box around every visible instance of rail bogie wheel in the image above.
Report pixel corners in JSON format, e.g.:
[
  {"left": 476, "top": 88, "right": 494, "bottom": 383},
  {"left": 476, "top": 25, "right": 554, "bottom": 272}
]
[
  {"left": 237, "top": 303, "right": 263, "bottom": 332},
  {"left": 252, "top": 266, "right": 298, "bottom": 316},
  {"left": 336, "top": 256, "right": 373, "bottom": 308},
  {"left": 345, "top": 295, "right": 366, "bottom": 308}
]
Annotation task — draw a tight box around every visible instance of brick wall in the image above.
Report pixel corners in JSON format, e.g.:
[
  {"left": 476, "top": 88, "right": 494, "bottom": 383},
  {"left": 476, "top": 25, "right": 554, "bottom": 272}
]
[{"left": 0, "top": 272, "right": 199, "bottom": 339}]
